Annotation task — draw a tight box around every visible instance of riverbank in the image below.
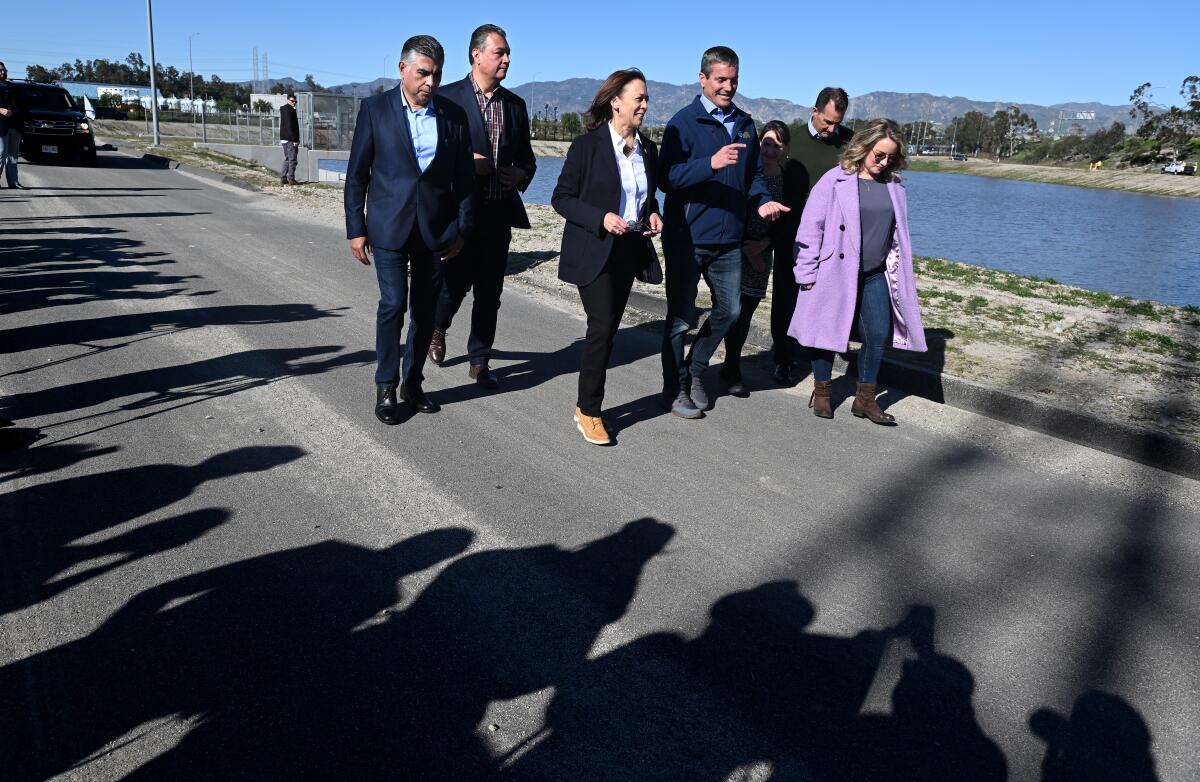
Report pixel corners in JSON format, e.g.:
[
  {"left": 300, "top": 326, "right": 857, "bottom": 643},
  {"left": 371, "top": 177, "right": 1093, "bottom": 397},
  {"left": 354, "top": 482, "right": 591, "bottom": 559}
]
[
  {"left": 908, "top": 156, "right": 1200, "bottom": 198},
  {"left": 102, "top": 132, "right": 1200, "bottom": 446}
]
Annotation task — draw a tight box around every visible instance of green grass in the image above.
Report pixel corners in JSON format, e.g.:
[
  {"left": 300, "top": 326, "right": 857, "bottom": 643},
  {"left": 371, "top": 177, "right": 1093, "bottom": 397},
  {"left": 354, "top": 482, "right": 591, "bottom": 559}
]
[{"left": 965, "top": 295, "right": 989, "bottom": 314}]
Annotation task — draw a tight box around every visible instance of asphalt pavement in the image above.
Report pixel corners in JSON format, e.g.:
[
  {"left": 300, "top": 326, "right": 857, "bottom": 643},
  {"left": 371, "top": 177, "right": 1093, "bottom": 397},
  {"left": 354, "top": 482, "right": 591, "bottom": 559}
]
[{"left": 2, "top": 150, "right": 1197, "bottom": 781}]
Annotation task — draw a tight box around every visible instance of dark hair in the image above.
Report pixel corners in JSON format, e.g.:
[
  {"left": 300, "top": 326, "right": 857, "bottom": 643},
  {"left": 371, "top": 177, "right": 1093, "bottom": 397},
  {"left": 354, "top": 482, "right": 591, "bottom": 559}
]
[
  {"left": 700, "top": 46, "right": 738, "bottom": 77},
  {"left": 760, "top": 119, "right": 790, "bottom": 147},
  {"left": 401, "top": 35, "right": 445, "bottom": 67},
  {"left": 286, "top": 93, "right": 296, "bottom": 100},
  {"left": 468, "top": 24, "right": 507, "bottom": 65},
  {"left": 814, "top": 87, "right": 849, "bottom": 114},
  {"left": 586, "top": 68, "right": 646, "bottom": 130}
]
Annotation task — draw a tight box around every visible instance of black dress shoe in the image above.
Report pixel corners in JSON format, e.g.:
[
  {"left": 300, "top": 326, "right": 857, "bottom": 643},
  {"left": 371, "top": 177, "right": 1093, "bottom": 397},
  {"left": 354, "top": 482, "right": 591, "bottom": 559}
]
[
  {"left": 719, "top": 366, "right": 746, "bottom": 396},
  {"left": 400, "top": 383, "right": 440, "bottom": 413},
  {"left": 11, "top": 182, "right": 27, "bottom": 190},
  {"left": 375, "top": 387, "right": 401, "bottom": 425},
  {"left": 469, "top": 362, "right": 499, "bottom": 390},
  {"left": 771, "top": 363, "right": 792, "bottom": 386}
]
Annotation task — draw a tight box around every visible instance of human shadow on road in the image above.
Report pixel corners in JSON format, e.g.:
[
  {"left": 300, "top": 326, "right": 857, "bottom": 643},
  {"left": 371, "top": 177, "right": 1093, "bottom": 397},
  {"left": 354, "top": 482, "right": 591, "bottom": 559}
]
[
  {"left": 0, "top": 445, "right": 304, "bottom": 617},
  {"left": 0, "top": 345, "right": 373, "bottom": 425},
  {"left": 0, "top": 210, "right": 211, "bottom": 224},
  {"left": 0, "top": 440, "right": 118, "bottom": 485},
  {"left": 0, "top": 519, "right": 675, "bottom": 780},
  {"left": 0, "top": 303, "right": 346, "bottom": 380},
  {"left": 1030, "top": 691, "right": 1159, "bottom": 781}
]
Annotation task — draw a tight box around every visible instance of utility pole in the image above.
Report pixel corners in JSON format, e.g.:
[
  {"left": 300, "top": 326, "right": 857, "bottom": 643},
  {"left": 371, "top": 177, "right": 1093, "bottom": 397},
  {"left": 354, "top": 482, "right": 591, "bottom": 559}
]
[
  {"left": 145, "top": 0, "right": 161, "bottom": 146},
  {"left": 189, "top": 33, "right": 199, "bottom": 130}
]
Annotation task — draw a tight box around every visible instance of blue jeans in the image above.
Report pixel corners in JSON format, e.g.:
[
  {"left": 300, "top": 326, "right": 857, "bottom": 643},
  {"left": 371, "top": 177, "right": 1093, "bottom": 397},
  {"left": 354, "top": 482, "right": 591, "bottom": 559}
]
[
  {"left": 810, "top": 270, "right": 893, "bottom": 384},
  {"left": 0, "top": 129, "right": 19, "bottom": 187},
  {"left": 373, "top": 237, "right": 437, "bottom": 389},
  {"left": 661, "top": 240, "right": 742, "bottom": 391}
]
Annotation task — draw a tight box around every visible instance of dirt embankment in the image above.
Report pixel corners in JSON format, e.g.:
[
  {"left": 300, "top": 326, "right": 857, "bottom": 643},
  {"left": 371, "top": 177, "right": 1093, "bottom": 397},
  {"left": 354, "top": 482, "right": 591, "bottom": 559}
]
[{"left": 910, "top": 157, "right": 1200, "bottom": 198}]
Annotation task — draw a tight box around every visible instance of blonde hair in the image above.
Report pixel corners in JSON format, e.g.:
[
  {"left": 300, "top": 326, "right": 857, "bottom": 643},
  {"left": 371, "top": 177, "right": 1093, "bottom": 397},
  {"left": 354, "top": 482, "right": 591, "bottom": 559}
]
[{"left": 839, "top": 118, "right": 907, "bottom": 181}]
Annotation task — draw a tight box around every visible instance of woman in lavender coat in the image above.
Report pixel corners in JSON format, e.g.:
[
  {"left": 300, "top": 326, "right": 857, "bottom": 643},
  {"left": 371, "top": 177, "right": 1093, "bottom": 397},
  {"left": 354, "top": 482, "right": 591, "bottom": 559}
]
[{"left": 787, "top": 119, "right": 926, "bottom": 423}]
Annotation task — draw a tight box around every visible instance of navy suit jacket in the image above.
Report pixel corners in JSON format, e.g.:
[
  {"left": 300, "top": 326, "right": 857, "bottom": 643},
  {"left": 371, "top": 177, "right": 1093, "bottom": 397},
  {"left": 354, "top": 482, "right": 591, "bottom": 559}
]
[
  {"left": 552, "top": 124, "right": 662, "bottom": 287},
  {"left": 344, "top": 87, "right": 476, "bottom": 252},
  {"left": 437, "top": 77, "right": 537, "bottom": 229}
]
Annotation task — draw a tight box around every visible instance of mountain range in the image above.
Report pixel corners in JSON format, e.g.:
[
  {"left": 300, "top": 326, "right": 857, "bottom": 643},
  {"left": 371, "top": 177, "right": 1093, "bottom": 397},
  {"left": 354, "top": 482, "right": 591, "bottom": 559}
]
[{"left": 251, "top": 77, "right": 1132, "bottom": 131}]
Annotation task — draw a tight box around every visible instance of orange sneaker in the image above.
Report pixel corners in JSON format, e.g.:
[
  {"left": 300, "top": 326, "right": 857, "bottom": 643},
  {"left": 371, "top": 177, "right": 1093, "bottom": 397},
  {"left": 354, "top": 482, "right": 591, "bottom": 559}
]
[{"left": 574, "top": 407, "right": 611, "bottom": 445}]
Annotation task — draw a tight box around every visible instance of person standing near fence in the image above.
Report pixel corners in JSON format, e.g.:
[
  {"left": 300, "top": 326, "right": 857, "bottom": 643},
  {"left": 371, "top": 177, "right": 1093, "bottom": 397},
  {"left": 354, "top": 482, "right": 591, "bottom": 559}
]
[
  {"left": 279, "top": 93, "right": 300, "bottom": 186},
  {"left": 345, "top": 35, "right": 476, "bottom": 425},
  {"left": 430, "top": 24, "right": 536, "bottom": 390},
  {"left": 0, "top": 62, "right": 25, "bottom": 190},
  {"left": 657, "top": 46, "right": 790, "bottom": 419}
]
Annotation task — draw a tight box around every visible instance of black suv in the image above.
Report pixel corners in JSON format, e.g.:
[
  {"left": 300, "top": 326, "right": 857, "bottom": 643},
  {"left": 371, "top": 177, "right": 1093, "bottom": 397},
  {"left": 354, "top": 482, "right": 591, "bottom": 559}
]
[{"left": 10, "top": 80, "right": 97, "bottom": 166}]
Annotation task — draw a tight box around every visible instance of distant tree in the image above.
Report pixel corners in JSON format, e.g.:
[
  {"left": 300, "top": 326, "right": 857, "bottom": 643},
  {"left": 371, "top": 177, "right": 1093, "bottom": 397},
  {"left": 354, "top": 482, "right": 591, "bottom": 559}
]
[
  {"left": 26, "top": 64, "right": 61, "bottom": 83},
  {"left": 270, "top": 83, "right": 290, "bottom": 95},
  {"left": 1130, "top": 76, "right": 1200, "bottom": 157},
  {"left": 560, "top": 111, "right": 582, "bottom": 136},
  {"left": 253, "top": 99, "right": 273, "bottom": 113},
  {"left": 303, "top": 74, "right": 325, "bottom": 92},
  {"left": 371, "top": 84, "right": 388, "bottom": 96},
  {"left": 1086, "top": 121, "right": 1127, "bottom": 160}
]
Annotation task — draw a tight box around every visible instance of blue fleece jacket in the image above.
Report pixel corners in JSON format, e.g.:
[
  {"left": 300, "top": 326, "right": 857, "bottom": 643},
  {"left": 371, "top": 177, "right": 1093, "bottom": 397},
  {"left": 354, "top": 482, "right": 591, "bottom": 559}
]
[{"left": 658, "top": 95, "right": 774, "bottom": 246}]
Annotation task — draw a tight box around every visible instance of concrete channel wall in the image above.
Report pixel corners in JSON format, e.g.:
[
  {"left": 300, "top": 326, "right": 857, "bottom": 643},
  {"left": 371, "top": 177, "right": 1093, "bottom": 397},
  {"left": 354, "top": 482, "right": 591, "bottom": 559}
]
[{"left": 195, "top": 143, "right": 350, "bottom": 186}]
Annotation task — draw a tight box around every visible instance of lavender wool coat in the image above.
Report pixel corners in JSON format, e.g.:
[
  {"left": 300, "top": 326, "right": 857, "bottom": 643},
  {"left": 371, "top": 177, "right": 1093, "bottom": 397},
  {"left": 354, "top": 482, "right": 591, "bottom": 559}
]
[{"left": 787, "top": 166, "right": 927, "bottom": 354}]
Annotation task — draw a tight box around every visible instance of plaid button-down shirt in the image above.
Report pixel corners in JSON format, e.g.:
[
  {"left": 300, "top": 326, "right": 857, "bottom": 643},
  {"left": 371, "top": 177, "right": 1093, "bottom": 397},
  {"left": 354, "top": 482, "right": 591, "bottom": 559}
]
[{"left": 470, "top": 73, "right": 505, "bottom": 200}]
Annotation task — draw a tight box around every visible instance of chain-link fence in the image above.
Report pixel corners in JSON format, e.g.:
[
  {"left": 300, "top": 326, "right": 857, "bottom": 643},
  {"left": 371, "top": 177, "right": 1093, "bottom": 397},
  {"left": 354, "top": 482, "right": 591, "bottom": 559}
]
[{"left": 107, "top": 92, "right": 361, "bottom": 150}]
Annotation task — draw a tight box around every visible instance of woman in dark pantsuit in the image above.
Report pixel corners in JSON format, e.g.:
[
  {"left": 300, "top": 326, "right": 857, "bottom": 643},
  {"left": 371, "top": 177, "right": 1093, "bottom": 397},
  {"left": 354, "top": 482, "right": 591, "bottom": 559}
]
[{"left": 553, "top": 69, "right": 663, "bottom": 445}]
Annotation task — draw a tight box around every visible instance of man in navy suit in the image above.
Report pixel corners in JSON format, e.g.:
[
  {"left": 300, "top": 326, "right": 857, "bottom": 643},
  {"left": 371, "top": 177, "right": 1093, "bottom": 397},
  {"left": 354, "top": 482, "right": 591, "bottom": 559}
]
[
  {"left": 430, "top": 24, "right": 536, "bottom": 390},
  {"left": 345, "top": 35, "right": 476, "bottom": 424}
]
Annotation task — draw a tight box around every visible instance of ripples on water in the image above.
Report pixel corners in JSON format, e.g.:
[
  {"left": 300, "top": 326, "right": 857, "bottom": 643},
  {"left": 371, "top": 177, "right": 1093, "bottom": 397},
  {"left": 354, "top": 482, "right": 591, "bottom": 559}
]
[{"left": 524, "top": 157, "right": 1200, "bottom": 307}]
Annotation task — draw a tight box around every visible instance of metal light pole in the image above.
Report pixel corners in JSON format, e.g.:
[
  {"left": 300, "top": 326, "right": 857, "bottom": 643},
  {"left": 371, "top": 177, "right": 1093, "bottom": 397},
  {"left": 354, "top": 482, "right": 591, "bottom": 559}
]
[
  {"left": 145, "top": 0, "right": 161, "bottom": 146},
  {"left": 189, "top": 33, "right": 199, "bottom": 129}
]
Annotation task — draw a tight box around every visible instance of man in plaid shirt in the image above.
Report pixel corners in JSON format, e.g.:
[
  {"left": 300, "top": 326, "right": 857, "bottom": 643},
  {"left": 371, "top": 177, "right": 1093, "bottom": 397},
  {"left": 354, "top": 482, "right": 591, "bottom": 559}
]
[{"left": 432, "top": 24, "right": 537, "bottom": 390}]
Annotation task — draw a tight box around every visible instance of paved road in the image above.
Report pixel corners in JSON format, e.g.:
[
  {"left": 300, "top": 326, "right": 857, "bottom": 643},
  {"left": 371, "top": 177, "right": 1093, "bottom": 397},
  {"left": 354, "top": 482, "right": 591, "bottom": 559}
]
[{"left": 2, "top": 151, "right": 1197, "bottom": 781}]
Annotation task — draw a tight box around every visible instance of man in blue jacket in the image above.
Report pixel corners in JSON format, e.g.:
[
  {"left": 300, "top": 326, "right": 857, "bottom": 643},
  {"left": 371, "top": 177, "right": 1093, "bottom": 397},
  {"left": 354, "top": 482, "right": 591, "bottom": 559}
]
[
  {"left": 345, "top": 35, "right": 476, "bottom": 425},
  {"left": 658, "top": 46, "right": 790, "bottom": 418}
]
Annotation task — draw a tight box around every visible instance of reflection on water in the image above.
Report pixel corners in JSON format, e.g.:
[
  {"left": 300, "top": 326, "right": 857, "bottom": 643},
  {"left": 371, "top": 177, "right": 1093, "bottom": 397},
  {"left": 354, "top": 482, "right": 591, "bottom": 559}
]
[{"left": 524, "top": 157, "right": 1200, "bottom": 307}]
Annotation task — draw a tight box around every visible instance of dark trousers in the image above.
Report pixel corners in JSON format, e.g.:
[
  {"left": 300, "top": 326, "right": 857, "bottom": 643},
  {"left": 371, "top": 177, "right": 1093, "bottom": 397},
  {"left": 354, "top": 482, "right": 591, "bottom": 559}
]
[
  {"left": 661, "top": 240, "right": 742, "bottom": 391},
  {"left": 771, "top": 247, "right": 800, "bottom": 365},
  {"left": 810, "top": 269, "right": 893, "bottom": 384},
  {"left": 576, "top": 238, "right": 641, "bottom": 416},
  {"left": 373, "top": 235, "right": 437, "bottom": 389},
  {"left": 281, "top": 141, "right": 299, "bottom": 181},
  {"left": 721, "top": 293, "right": 763, "bottom": 378},
  {"left": 433, "top": 203, "right": 512, "bottom": 366}
]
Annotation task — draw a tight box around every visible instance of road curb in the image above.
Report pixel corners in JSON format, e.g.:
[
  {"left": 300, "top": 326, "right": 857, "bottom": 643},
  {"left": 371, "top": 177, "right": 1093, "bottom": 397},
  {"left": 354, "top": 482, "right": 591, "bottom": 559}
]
[
  {"left": 138, "top": 153, "right": 262, "bottom": 192},
  {"left": 618, "top": 286, "right": 1198, "bottom": 479}
]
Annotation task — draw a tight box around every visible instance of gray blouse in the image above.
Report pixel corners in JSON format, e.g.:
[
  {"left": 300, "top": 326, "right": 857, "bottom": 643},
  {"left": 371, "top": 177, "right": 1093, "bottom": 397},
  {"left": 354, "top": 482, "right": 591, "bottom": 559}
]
[{"left": 858, "top": 178, "right": 895, "bottom": 275}]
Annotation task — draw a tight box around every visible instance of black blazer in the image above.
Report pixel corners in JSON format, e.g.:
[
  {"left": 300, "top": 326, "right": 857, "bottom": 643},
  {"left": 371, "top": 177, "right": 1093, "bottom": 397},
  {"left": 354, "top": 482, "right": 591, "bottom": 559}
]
[
  {"left": 552, "top": 124, "right": 663, "bottom": 287},
  {"left": 344, "top": 87, "right": 476, "bottom": 253},
  {"left": 279, "top": 103, "right": 299, "bottom": 143},
  {"left": 438, "top": 77, "right": 537, "bottom": 229}
]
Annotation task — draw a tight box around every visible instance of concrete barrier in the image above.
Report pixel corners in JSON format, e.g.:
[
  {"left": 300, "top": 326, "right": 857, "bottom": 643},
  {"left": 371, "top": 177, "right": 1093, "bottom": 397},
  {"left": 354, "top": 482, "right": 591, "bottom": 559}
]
[{"left": 195, "top": 142, "right": 350, "bottom": 186}]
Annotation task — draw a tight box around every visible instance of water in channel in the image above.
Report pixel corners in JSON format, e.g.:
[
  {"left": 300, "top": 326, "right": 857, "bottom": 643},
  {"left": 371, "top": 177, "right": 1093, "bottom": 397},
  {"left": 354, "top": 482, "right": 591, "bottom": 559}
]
[{"left": 522, "top": 156, "right": 1200, "bottom": 307}]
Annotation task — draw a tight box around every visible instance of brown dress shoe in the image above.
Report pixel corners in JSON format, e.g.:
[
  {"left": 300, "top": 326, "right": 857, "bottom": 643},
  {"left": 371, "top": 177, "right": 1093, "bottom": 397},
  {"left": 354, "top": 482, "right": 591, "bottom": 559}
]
[
  {"left": 809, "top": 380, "right": 834, "bottom": 419},
  {"left": 574, "top": 407, "right": 611, "bottom": 445},
  {"left": 429, "top": 329, "right": 446, "bottom": 366},
  {"left": 851, "top": 382, "right": 896, "bottom": 425},
  {"left": 469, "top": 362, "right": 499, "bottom": 390}
]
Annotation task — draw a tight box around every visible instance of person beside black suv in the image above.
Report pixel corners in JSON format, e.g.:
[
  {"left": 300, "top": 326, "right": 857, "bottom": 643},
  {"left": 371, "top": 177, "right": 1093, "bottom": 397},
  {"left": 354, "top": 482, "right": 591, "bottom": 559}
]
[
  {"left": 8, "top": 80, "right": 97, "bottom": 167},
  {"left": 0, "top": 61, "right": 25, "bottom": 187}
]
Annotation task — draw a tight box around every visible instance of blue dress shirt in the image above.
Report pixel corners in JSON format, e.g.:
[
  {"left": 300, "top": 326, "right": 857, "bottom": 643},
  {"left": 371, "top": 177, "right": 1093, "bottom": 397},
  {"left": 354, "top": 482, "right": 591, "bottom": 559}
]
[
  {"left": 699, "top": 94, "right": 738, "bottom": 140},
  {"left": 400, "top": 90, "right": 439, "bottom": 173}
]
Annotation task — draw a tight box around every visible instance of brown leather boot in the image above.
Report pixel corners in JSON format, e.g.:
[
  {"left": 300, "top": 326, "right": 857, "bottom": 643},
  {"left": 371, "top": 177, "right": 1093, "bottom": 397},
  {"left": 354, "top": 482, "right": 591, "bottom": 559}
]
[
  {"left": 429, "top": 329, "right": 446, "bottom": 366},
  {"left": 851, "top": 383, "right": 896, "bottom": 425},
  {"left": 809, "top": 380, "right": 834, "bottom": 419}
]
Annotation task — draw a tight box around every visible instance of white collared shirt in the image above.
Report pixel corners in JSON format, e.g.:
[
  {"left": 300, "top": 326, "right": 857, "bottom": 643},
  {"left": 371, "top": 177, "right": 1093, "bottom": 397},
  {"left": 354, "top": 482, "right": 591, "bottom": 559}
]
[{"left": 608, "top": 122, "right": 647, "bottom": 224}]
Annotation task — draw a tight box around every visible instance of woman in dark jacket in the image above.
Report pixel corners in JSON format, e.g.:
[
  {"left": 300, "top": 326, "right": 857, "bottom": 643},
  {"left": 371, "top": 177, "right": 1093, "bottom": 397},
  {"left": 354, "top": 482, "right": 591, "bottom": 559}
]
[{"left": 553, "top": 69, "right": 663, "bottom": 445}]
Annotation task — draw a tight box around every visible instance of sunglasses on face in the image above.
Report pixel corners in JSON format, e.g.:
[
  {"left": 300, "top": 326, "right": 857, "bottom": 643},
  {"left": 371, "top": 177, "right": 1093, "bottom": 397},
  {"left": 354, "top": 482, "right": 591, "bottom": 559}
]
[{"left": 871, "top": 150, "right": 897, "bottom": 163}]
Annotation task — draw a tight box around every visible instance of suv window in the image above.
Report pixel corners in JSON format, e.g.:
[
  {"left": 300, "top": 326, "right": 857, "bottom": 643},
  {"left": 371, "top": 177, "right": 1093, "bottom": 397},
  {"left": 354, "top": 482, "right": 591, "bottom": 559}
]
[{"left": 15, "top": 85, "right": 75, "bottom": 112}]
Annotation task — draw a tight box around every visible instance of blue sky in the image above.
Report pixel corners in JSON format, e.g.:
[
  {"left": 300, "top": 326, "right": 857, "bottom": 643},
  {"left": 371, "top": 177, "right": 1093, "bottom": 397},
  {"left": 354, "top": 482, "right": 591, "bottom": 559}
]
[{"left": 2, "top": 1, "right": 1194, "bottom": 108}]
